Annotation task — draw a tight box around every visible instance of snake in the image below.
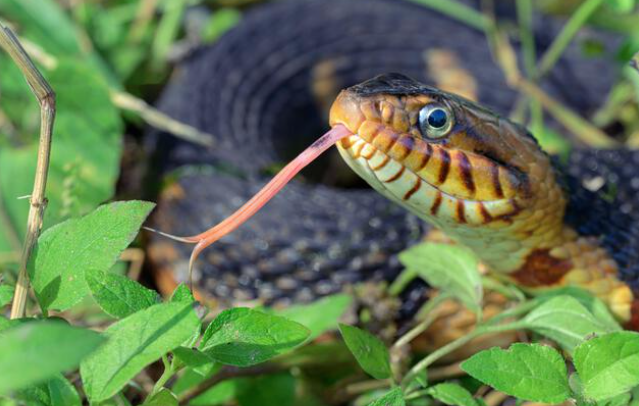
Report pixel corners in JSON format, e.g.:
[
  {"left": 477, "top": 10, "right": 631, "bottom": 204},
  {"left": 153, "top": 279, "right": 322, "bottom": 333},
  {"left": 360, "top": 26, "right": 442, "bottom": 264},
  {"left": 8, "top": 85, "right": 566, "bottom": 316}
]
[{"left": 147, "top": 0, "right": 639, "bottom": 326}]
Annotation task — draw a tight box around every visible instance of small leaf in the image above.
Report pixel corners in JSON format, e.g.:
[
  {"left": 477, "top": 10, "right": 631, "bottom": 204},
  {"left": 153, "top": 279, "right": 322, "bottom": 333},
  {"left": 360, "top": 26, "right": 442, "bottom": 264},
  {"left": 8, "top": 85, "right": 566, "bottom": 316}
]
[
  {"left": 0, "top": 285, "right": 13, "bottom": 308},
  {"left": 86, "top": 268, "right": 160, "bottom": 318},
  {"left": 426, "top": 383, "right": 478, "bottom": 406},
  {"left": 338, "top": 324, "right": 391, "bottom": 380},
  {"left": 367, "top": 387, "right": 405, "bottom": 406},
  {"left": 173, "top": 347, "right": 216, "bottom": 372},
  {"left": 80, "top": 301, "right": 201, "bottom": 402},
  {"left": 536, "top": 287, "right": 621, "bottom": 332},
  {"left": 199, "top": 308, "right": 309, "bottom": 367},
  {"left": 574, "top": 332, "right": 639, "bottom": 401},
  {"left": 143, "top": 388, "right": 178, "bottom": 406},
  {"left": 523, "top": 295, "right": 611, "bottom": 352},
  {"left": 16, "top": 374, "right": 81, "bottom": 406},
  {"left": 399, "top": 243, "right": 482, "bottom": 316},
  {"left": 278, "top": 294, "right": 352, "bottom": 340},
  {"left": 0, "top": 321, "right": 104, "bottom": 394},
  {"left": 29, "top": 201, "right": 155, "bottom": 312},
  {"left": 461, "top": 343, "right": 570, "bottom": 403},
  {"left": 170, "top": 283, "right": 195, "bottom": 303}
]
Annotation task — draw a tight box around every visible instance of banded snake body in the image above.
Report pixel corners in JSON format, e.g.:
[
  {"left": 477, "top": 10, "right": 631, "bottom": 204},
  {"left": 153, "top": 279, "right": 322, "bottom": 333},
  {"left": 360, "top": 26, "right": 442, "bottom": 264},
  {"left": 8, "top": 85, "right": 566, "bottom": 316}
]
[{"left": 148, "top": 0, "right": 639, "bottom": 327}]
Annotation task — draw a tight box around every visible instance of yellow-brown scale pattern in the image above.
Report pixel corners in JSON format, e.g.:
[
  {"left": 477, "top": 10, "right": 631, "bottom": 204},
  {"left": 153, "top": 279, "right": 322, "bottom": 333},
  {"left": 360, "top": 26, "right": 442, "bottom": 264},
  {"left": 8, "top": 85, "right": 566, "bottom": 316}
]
[{"left": 329, "top": 83, "right": 634, "bottom": 323}]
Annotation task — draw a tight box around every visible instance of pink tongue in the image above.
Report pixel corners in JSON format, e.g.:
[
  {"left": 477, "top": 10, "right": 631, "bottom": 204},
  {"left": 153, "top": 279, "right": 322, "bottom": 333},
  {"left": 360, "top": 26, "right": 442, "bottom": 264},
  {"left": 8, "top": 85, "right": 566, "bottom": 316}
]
[{"left": 148, "top": 124, "right": 352, "bottom": 275}]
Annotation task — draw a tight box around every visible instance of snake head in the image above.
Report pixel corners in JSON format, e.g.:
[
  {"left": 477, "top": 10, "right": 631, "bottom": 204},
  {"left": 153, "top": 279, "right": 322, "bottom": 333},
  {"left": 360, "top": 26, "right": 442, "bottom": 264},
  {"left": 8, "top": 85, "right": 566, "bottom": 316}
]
[{"left": 329, "top": 73, "right": 567, "bottom": 272}]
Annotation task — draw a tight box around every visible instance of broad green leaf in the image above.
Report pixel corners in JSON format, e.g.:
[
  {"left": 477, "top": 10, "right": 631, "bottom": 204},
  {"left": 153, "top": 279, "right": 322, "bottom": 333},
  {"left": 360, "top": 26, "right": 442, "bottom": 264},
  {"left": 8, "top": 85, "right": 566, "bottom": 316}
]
[
  {"left": 426, "top": 383, "right": 478, "bottom": 406},
  {"left": 80, "top": 301, "right": 201, "bottom": 402},
  {"left": 0, "top": 285, "right": 13, "bottom": 308},
  {"left": 170, "top": 283, "right": 195, "bottom": 303},
  {"left": 399, "top": 243, "right": 482, "bottom": 315},
  {"left": 523, "top": 295, "right": 611, "bottom": 352},
  {"left": 536, "top": 287, "right": 621, "bottom": 332},
  {"left": 0, "top": 60, "right": 123, "bottom": 254},
  {"left": 461, "top": 343, "right": 570, "bottom": 403},
  {"left": 15, "top": 374, "right": 81, "bottom": 406},
  {"left": 338, "top": 324, "right": 391, "bottom": 380},
  {"left": 367, "top": 388, "right": 405, "bottom": 406},
  {"left": 199, "top": 308, "right": 309, "bottom": 367},
  {"left": 279, "top": 294, "right": 352, "bottom": 340},
  {"left": 29, "top": 201, "right": 154, "bottom": 312},
  {"left": 574, "top": 332, "right": 639, "bottom": 401},
  {"left": 143, "top": 388, "right": 178, "bottom": 406},
  {"left": 236, "top": 374, "right": 295, "bottom": 406},
  {"left": 0, "top": 321, "right": 103, "bottom": 394},
  {"left": 86, "top": 268, "right": 160, "bottom": 318}
]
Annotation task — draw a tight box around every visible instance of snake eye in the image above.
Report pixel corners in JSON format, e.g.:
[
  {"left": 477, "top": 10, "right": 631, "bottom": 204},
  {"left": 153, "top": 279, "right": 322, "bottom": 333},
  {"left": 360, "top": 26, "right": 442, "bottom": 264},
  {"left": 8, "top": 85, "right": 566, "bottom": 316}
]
[{"left": 418, "top": 104, "right": 453, "bottom": 139}]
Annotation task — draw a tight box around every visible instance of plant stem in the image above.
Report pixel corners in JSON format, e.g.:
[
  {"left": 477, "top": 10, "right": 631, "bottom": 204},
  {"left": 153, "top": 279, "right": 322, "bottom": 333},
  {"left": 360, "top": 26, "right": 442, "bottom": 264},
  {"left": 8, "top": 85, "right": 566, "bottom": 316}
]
[
  {"left": 536, "top": 0, "right": 606, "bottom": 79},
  {"left": 516, "top": 78, "right": 616, "bottom": 147},
  {"left": 148, "top": 355, "right": 176, "bottom": 400},
  {"left": 0, "top": 25, "right": 56, "bottom": 320},
  {"left": 392, "top": 294, "right": 449, "bottom": 349},
  {"left": 402, "top": 322, "right": 524, "bottom": 386},
  {"left": 407, "top": 0, "right": 488, "bottom": 31}
]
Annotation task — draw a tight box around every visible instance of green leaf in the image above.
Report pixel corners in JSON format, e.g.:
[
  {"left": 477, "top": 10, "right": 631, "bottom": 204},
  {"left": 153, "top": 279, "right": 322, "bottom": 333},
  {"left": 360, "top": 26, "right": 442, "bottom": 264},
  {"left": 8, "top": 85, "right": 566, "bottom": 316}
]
[
  {"left": 236, "top": 374, "right": 295, "bottom": 406},
  {"left": 80, "top": 301, "right": 201, "bottom": 402},
  {"left": 367, "top": 388, "right": 405, "bottom": 406},
  {"left": 461, "top": 343, "right": 571, "bottom": 403},
  {"left": 338, "top": 324, "right": 391, "bottom": 380},
  {"left": 398, "top": 243, "right": 482, "bottom": 316},
  {"left": 426, "top": 383, "right": 478, "bottom": 406},
  {"left": 278, "top": 294, "right": 352, "bottom": 340},
  {"left": 536, "top": 287, "right": 621, "bottom": 332},
  {"left": 199, "top": 308, "right": 309, "bottom": 367},
  {"left": 523, "top": 295, "right": 611, "bottom": 352},
  {"left": 173, "top": 347, "right": 216, "bottom": 373},
  {"left": 574, "top": 332, "right": 639, "bottom": 401},
  {"left": 15, "top": 374, "right": 81, "bottom": 406},
  {"left": 143, "top": 388, "right": 178, "bottom": 406},
  {"left": 86, "top": 268, "right": 160, "bottom": 318},
  {"left": 170, "top": 283, "right": 195, "bottom": 303},
  {"left": 0, "top": 285, "right": 13, "bottom": 308},
  {"left": 0, "top": 321, "right": 104, "bottom": 394},
  {"left": 0, "top": 60, "right": 123, "bottom": 254},
  {"left": 608, "top": 0, "right": 636, "bottom": 13},
  {"left": 29, "top": 201, "right": 155, "bottom": 312}
]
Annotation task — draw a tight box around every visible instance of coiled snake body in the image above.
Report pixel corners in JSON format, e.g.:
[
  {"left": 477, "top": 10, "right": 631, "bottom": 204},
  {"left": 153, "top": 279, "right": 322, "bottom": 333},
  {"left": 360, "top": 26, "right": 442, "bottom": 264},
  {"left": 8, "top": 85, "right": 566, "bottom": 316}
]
[{"left": 148, "top": 0, "right": 639, "bottom": 325}]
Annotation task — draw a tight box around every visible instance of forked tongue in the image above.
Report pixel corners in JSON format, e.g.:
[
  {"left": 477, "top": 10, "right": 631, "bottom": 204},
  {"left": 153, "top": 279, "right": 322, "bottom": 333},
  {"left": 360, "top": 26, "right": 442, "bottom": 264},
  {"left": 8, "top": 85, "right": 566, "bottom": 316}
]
[{"left": 146, "top": 124, "right": 352, "bottom": 282}]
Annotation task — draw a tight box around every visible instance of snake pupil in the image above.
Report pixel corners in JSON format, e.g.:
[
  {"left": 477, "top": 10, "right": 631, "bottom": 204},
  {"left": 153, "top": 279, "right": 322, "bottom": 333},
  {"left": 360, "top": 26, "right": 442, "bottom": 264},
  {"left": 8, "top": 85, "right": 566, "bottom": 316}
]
[{"left": 427, "top": 108, "right": 448, "bottom": 128}]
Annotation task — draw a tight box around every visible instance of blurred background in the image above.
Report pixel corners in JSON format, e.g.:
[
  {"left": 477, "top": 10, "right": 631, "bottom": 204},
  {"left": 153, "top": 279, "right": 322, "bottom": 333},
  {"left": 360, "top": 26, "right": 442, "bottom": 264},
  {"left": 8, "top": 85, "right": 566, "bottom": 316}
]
[{"left": 1, "top": 0, "right": 639, "bottom": 307}]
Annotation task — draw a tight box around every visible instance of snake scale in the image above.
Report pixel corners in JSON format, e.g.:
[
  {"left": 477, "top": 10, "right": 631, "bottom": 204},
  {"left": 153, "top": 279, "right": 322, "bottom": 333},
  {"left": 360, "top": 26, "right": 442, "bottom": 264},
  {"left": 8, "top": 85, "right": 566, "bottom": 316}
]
[{"left": 147, "top": 0, "right": 639, "bottom": 326}]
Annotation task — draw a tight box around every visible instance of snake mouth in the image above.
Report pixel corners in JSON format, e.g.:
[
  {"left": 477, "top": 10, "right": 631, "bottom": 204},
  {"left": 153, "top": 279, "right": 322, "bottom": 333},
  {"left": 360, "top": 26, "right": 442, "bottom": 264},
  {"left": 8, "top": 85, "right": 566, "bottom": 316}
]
[{"left": 336, "top": 133, "right": 521, "bottom": 226}]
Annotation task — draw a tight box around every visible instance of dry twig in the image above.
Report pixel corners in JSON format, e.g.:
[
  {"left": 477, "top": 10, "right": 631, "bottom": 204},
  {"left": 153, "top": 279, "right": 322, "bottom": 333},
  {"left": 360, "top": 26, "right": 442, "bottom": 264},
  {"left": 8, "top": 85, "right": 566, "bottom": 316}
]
[{"left": 0, "top": 25, "right": 56, "bottom": 319}]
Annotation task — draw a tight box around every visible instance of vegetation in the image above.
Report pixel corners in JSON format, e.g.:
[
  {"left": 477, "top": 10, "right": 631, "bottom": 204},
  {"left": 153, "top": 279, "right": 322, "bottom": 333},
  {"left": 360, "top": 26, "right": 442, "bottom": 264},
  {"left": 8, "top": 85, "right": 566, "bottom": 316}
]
[{"left": 1, "top": 0, "right": 639, "bottom": 405}]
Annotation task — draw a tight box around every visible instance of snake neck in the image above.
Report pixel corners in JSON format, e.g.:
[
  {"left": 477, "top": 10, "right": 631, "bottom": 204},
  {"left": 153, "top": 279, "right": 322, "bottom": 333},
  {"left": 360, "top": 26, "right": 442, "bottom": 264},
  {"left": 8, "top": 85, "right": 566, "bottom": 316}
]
[{"left": 446, "top": 164, "right": 634, "bottom": 321}]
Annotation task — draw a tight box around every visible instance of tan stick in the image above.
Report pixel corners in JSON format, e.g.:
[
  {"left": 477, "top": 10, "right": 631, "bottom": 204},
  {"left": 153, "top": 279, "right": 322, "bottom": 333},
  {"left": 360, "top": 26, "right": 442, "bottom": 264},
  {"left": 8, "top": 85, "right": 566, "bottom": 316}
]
[{"left": 0, "top": 25, "right": 56, "bottom": 319}]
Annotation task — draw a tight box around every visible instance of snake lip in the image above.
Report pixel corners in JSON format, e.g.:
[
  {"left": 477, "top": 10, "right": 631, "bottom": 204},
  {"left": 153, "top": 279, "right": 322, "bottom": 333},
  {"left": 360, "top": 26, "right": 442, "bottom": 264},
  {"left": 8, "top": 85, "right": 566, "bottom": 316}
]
[{"left": 337, "top": 132, "right": 521, "bottom": 226}]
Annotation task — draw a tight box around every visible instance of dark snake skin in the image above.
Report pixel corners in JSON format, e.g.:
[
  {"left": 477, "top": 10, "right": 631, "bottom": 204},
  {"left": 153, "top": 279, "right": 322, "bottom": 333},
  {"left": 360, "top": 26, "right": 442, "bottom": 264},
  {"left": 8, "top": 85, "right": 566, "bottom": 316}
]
[{"left": 147, "top": 0, "right": 639, "bottom": 307}]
